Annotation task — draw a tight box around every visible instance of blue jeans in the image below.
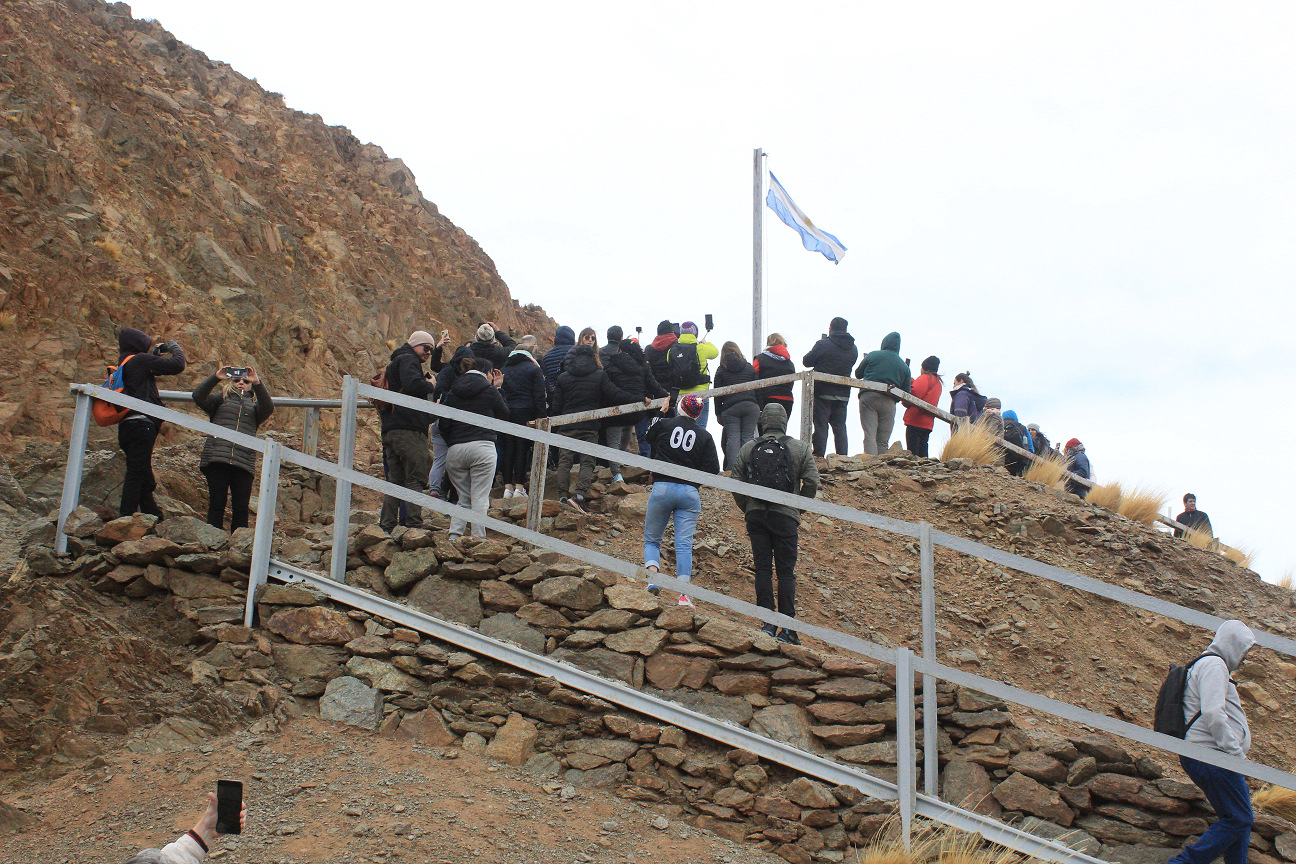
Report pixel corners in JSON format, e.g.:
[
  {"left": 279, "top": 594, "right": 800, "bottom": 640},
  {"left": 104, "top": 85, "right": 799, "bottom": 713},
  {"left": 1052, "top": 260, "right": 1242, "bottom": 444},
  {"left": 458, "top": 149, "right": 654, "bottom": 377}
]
[
  {"left": 643, "top": 482, "right": 701, "bottom": 581},
  {"left": 1169, "top": 757, "right": 1253, "bottom": 864},
  {"left": 697, "top": 397, "right": 711, "bottom": 430},
  {"left": 635, "top": 416, "right": 652, "bottom": 457}
]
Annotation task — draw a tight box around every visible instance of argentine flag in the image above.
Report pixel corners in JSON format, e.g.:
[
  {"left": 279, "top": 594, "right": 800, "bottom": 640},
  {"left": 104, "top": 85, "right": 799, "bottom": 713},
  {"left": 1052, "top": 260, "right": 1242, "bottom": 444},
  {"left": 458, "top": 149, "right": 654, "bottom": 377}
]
[{"left": 766, "top": 172, "right": 847, "bottom": 264}]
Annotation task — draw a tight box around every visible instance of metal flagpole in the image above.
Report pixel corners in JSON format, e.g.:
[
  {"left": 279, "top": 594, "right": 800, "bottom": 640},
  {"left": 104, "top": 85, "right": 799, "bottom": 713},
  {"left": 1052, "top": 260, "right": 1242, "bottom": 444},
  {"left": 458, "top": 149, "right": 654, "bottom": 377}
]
[{"left": 752, "top": 148, "right": 764, "bottom": 360}]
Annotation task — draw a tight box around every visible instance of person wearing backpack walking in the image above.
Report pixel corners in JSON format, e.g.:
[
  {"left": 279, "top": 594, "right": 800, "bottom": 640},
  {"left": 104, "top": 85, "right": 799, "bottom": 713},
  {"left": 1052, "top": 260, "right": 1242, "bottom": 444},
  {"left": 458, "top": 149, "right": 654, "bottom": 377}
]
[
  {"left": 378, "top": 331, "right": 438, "bottom": 533},
  {"left": 753, "top": 333, "right": 796, "bottom": 419},
  {"left": 713, "top": 342, "right": 760, "bottom": 471},
  {"left": 642, "top": 394, "right": 720, "bottom": 607},
  {"left": 670, "top": 321, "right": 719, "bottom": 429},
  {"left": 191, "top": 365, "right": 274, "bottom": 531},
  {"left": 729, "top": 403, "right": 819, "bottom": 645},
  {"left": 802, "top": 317, "right": 858, "bottom": 458},
  {"left": 113, "top": 328, "right": 187, "bottom": 517},
  {"left": 903, "top": 356, "right": 942, "bottom": 458},
  {"left": 1162, "top": 620, "right": 1256, "bottom": 864}
]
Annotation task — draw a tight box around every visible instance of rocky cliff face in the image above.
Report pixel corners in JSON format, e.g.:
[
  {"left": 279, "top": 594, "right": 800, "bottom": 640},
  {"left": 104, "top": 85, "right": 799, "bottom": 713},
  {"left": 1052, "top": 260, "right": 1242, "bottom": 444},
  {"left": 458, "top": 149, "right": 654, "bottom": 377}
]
[{"left": 0, "top": 0, "right": 554, "bottom": 440}]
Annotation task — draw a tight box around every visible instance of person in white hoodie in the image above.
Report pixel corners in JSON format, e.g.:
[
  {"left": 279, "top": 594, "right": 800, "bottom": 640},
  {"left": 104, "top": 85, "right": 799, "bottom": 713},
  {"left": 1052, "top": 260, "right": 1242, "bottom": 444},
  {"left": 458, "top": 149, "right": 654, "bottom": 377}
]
[
  {"left": 125, "top": 792, "right": 245, "bottom": 863},
  {"left": 1168, "top": 619, "right": 1256, "bottom": 864}
]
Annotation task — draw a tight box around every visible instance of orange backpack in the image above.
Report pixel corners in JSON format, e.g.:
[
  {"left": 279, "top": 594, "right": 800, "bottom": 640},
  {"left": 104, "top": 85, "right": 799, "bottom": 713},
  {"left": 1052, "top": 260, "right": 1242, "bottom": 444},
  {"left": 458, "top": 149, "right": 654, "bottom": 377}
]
[{"left": 91, "top": 354, "right": 138, "bottom": 426}]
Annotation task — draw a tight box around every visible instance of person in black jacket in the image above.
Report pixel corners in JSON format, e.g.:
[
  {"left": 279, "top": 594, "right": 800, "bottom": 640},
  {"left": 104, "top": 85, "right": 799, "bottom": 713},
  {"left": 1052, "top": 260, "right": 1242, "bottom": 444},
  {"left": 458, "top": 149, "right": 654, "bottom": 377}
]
[
  {"left": 551, "top": 344, "right": 644, "bottom": 513},
  {"left": 642, "top": 394, "right": 720, "bottom": 607},
  {"left": 114, "top": 327, "right": 187, "bottom": 517},
  {"left": 802, "top": 317, "right": 858, "bottom": 458},
  {"left": 191, "top": 365, "right": 274, "bottom": 530},
  {"left": 469, "top": 322, "right": 516, "bottom": 371},
  {"left": 602, "top": 337, "right": 667, "bottom": 482},
  {"left": 440, "top": 359, "right": 510, "bottom": 539},
  {"left": 541, "top": 325, "right": 576, "bottom": 410},
  {"left": 500, "top": 338, "right": 546, "bottom": 499},
  {"left": 713, "top": 342, "right": 760, "bottom": 471},
  {"left": 644, "top": 319, "right": 678, "bottom": 389},
  {"left": 754, "top": 333, "right": 796, "bottom": 418},
  {"left": 378, "top": 331, "right": 438, "bottom": 532}
]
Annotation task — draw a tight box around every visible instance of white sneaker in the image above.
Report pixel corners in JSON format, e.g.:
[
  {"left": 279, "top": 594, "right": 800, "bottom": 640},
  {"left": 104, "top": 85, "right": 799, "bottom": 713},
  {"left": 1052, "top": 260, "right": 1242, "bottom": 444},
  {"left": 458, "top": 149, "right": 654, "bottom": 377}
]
[
  {"left": 677, "top": 594, "right": 694, "bottom": 608},
  {"left": 516, "top": 486, "right": 528, "bottom": 498},
  {"left": 503, "top": 489, "right": 513, "bottom": 500}
]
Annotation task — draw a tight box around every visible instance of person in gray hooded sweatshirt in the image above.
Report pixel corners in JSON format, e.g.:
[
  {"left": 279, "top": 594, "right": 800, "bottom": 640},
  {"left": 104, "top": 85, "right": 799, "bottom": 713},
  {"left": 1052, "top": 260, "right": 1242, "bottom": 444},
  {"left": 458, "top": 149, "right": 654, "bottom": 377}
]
[
  {"left": 1168, "top": 619, "right": 1256, "bottom": 864},
  {"left": 854, "top": 331, "right": 912, "bottom": 456}
]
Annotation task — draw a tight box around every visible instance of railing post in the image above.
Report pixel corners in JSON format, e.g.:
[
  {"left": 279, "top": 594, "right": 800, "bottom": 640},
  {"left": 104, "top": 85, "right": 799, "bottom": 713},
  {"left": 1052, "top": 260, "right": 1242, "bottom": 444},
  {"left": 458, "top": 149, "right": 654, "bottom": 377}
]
[
  {"left": 303, "top": 406, "right": 320, "bottom": 457},
  {"left": 56, "top": 391, "right": 93, "bottom": 554},
  {"left": 329, "top": 376, "right": 358, "bottom": 583},
  {"left": 799, "top": 371, "right": 814, "bottom": 444},
  {"left": 526, "top": 418, "right": 550, "bottom": 535},
  {"left": 896, "top": 646, "right": 915, "bottom": 850},
  {"left": 920, "top": 521, "right": 938, "bottom": 797},
  {"left": 244, "top": 439, "right": 282, "bottom": 627}
]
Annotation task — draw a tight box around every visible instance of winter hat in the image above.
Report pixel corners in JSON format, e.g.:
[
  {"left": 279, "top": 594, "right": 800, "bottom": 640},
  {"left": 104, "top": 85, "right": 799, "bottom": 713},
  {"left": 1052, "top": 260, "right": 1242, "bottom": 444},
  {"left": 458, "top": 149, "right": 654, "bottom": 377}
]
[
  {"left": 118, "top": 327, "right": 152, "bottom": 356},
  {"left": 679, "top": 393, "right": 705, "bottom": 418},
  {"left": 407, "top": 330, "right": 435, "bottom": 348},
  {"left": 1065, "top": 438, "right": 1081, "bottom": 449},
  {"left": 681, "top": 321, "right": 699, "bottom": 336},
  {"left": 1184, "top": 493, "right": 1196, "bottom": 504},
  {"left": 984, "top": 397, "right": 1001, "bottom": 410},
  {"left": 607, "top": 325, "right": 624, "bottom": 343},
  {"left": 921, "top": 355, "right": 940, "bottom": 374},
  {"left": 1027, "top": 423, "right": 1040, "bottom": 433},
  {"left": 476, "top": 323, "right": 495, "bottom": 342},
  {"left": 829, "top": 316, "right": 849, "bottom": 335},
  {"left": 657, "top": 319, "right": 675, "bottom": 336}
]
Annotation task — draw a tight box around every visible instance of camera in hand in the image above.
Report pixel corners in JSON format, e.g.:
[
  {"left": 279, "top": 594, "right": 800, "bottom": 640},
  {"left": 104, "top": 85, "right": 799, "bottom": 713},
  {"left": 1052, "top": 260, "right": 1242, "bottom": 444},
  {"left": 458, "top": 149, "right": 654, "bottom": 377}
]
[{"left": 227, "top": 367, "right": 248, "bottom": 380}]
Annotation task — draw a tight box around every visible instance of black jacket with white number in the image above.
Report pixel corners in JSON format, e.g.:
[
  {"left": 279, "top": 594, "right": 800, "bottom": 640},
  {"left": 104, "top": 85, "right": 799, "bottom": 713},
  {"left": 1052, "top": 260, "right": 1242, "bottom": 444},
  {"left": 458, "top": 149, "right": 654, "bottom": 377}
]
[{"left": 644, "top": 415, "right": 720, "bottom": 487}]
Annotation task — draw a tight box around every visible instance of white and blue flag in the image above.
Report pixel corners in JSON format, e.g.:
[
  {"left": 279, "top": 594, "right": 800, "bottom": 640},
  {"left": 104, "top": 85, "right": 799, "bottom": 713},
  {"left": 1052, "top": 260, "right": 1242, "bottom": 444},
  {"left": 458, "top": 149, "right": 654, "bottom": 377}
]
[{"left": 765, "top": 172, "right": 847, "bottom": 264}]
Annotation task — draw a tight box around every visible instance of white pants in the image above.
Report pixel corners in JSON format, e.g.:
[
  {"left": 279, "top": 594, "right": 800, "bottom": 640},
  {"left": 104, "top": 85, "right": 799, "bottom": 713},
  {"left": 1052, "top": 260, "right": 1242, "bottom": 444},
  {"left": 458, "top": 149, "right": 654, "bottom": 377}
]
[{"left": 446, "top": 440, "right": 496, "bottom": 538}]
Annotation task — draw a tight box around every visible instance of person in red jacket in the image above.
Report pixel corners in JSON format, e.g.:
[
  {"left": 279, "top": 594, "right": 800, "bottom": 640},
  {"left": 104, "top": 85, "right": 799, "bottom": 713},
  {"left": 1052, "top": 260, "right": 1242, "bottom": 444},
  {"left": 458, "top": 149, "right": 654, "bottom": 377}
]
[
  {"left": 752, "top": 333, "right": 796, "bottom": 419},
  {"left": 903, "top": 356, "right": 942, "bottom": 457}
]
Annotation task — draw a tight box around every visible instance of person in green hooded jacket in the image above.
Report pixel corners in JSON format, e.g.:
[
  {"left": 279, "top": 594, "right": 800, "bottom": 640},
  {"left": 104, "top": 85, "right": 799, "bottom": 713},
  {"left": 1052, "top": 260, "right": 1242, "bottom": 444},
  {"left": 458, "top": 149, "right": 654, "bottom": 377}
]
[{"left": 855, "top": 331, "right": 912, "bottom": 456}]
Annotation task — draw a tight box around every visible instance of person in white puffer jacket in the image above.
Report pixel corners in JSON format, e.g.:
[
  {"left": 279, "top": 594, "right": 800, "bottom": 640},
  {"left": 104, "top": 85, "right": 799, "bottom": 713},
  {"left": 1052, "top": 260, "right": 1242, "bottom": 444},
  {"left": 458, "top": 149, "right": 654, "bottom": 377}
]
[
  {"left": 124, "top": 792, "right": 245, "bottom": 863},
  {"left": 1169, "top": 619, "right": 1256, "bottom": 864}
]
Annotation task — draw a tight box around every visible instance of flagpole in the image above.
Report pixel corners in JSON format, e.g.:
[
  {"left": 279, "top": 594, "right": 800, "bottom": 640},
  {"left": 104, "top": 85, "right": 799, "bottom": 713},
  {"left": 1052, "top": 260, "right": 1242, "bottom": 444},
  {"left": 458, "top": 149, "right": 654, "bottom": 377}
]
[{"left": 752, "top": 148, "right": 764, "bottom": 360}]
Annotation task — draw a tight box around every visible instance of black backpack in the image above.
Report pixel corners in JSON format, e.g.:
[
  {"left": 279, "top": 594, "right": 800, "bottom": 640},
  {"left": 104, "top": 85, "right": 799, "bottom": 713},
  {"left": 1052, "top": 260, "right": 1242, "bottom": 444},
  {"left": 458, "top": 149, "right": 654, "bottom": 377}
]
[
  {"left": 1003, "top": 419, "right": 1031, "bottom": 451},
  {"left": 748, "top": 435, "right": 796, "bottom": 493},
  {"left": 1153, "top": 653, "right": 1220, "bottom": 738},
  {"left": 667, "top": 342, "right": 703, "bottom": 389}
]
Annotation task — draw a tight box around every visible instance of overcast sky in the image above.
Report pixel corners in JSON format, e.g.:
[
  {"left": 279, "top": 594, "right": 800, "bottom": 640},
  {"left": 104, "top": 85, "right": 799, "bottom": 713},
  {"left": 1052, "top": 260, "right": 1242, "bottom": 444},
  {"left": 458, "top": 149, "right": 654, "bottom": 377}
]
[{"left": 130, "top": 1, "right": 1295, "bottom": 581}]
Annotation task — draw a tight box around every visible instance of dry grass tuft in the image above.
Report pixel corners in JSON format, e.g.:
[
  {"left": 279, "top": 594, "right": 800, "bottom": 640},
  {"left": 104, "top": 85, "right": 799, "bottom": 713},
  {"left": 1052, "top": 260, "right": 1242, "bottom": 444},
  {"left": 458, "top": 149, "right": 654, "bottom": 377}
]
[
  {"left": 1279, "top": 570, "right": 1294, "bottom": 591},
  {"left": 1086, "top": 481, "right": 1122, "bottom": 510},
  {"left": 856, "top": 818, "right": 1026, "bottom": 864},
  {"left": 1117, "top": 484, "right": 1168, "bottom": 525},
  {"left": 1022, "top": 451, "right": 1070, "bottom": 489},
  {"left": 93, "top": 238, "right": 123, "bottom": 259},
  {"left": 0, "top": 312, "right": 16, "bottom": 331},
  {"left": 1181, "top": 526, "right": 1215, "bottom": 551},
  {"left": 1221, "top": 543, "right": 1257, "bottom": 570},
  {"left": 940, "top": 422, "right": 999, "bottom": 466},
  {"left": 1253, "top": 785, "right": 1296, "bottom": 823}
]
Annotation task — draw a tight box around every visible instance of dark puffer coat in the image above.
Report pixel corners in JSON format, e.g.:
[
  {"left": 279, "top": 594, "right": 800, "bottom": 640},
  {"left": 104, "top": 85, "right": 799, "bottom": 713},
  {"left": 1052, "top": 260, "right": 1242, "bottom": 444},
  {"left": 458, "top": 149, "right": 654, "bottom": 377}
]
[
  {"left": 541, "top": 326, "right": 576, "bottom": 406},
  {"left": 712, "top": 354, "right": 759, "bottom": 414},
  {"left": 192, "top": 375, "right": 275, "bottom": 475},
  {"left": 434, "top": 345, "right": 476, "bottom": 399},
  {"left": 470, "top": 331, "right": 517, "bottom": 371},
  {"left": 502, "top": 351, "right": 547, "bottom": 420},
  {"left": 802, "top": 332, "right": 858, "bottom": 398},
  {"left": 381, "top": 343, "right": 436, "bottom": 434},
  {"left": 439, "top": 370, "right": 510, "bottom": 446},
  {"left": 602, "top": 339, "right": 666, "bottom": 428},
  {"left": 552, "top": 345, "right": 638, "bottom": 432}
]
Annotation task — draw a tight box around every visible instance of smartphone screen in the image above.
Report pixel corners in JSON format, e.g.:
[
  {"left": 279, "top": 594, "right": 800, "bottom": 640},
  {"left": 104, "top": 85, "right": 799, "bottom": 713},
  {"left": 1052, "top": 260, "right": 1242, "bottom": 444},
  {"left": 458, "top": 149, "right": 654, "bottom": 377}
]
[
  {"left": 704, "top": 313, "right": 714, "bottom": 331},
  {"left": 216, "top": 780, "right": 242, "bottom": 835},
  {"left": 668, "top": 388, "right": 680, "bottom": 408}
]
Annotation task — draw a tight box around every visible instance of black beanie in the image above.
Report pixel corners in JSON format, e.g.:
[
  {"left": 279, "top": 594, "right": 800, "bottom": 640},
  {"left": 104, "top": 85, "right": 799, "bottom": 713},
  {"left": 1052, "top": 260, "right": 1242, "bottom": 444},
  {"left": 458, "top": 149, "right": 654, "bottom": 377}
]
[
  {"left": 607, "top": 325, "right": 624, "bottom": 343},
  {"left": 657, "top": 319, "right": 674, "bottom": 336},
  {"left": 829, "top": 317, "right": 848, "bottom": 335},
  {"left": 922, "top": 355, "right": 940, "bottom": 374}
]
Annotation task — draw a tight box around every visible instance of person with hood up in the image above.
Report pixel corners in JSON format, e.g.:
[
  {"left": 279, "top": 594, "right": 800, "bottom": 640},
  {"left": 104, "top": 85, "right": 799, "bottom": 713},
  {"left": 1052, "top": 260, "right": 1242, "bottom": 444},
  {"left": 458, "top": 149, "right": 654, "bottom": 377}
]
[
  {"left": 802, "top": 317, "right": 858, "bottom": 457},
  {"left": 644, "top": 320, "right": 678, "bottom": 388},
  {"left": 730, "top": 403, "right": 819, "bottom": 645},
  {"left": 191, "top": 364, "right": 274, "bottom": 530},
  {"left": 469, "top": 322, "right": 516, "bottom": 371},
  {"left": 1000, "top": 409, "right": 1034, "bottom": 476},
  {"left": 753, "top": 333, "right": 796, "bottom": 418},
  {"left": 113, "top": 327, "right": 187, "bottom": 517},
  {"left": 1175, "top": 493, "right": 1214, "bottom": 538},
  {"left": 1064, "top": 438, "right": 1090, "bottom": 497},
  {"left": 378, "top": 331, "right": 438, "bottom": 532},
  {"left": 1166, "top": 620, "right": 1256, "bottom": 864},
  {"left": 603, "top": 336, "right": 667, "bottom": 482},
  {"left": 948, "top": 372, "right": 987, "bottom": 425},
  {"left": 500, "top": 337, "right": 546, "bottom": 499},
  {"left": 541, "top": 325, "right": 576, "bottom": 409},
  {"left": 643, "top": 393, "right": 720, "bottom": 607},
  {"left": 551, "top": 343, "right": 645, "bottom": 513},
  {"left": 439, "top": 359, "right": 510, "bottom": 539},
  {"left": 854, "top": 331, "right": 912, "bottom": 457},
  {"left": 712, "top": 341, "right": 760, "bottom": 471},
  {"left": 902, "top": 356, "right": 942, "bottom": 458}
]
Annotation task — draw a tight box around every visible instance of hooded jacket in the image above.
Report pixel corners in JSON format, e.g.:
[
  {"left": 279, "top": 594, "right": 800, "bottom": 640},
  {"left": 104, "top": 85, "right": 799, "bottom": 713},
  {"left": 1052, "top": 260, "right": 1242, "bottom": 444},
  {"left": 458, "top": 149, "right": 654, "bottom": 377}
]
[
  {"left": 602, "top": 339, "right": 666, "bottom": 428},
  {"left": 903, "top": 372, "right": 942, "bottom": 431},
  {"left": 434, "top": 345, "right": 476, "bottom": 397},
  {"left": 730, "top": 403, "right": 820, "bottom": 523},
  {"left": 552, "top": 345, "right": 638, "bottom": 432},
  {"left": 439, "top": 370, "right": 510, "bottom": 446},
  {"left": 712, "top": 353, "right": 759, "bottom": 414},
  {"left": 192, "top": 375, "right": 275, "bottom": 475},
  {"left": 116, "top": 327, "right": 187, "bottom": 423},
  {"left": 753, "top": 344, "right": 796, "bottom": 403},
  {"left": 381, "top": 343, "right": 437, "bottom": 434},
  {"left": 802, "top": 332, "right": 858, "bottom": 399},
  {"left": 541, "top": 326, "right": 576, "bottom": 405},
  {"left": 470, "top": 330, "right": 516, "bottom": 371},
  {"left": 854, "top": 332, "right": 912, "bottom": 399},
  {"left": 644, "top": 332, "right": 677, "bottom": 388},
  {"left": 949, "top": 385, "right": 986, "bottom": 424},
  {"left": 502, "top": 350, "right": 547, "bottom": 420},
  {"left": 1184, "top": 620, "right": 1255, "bottom": 757},
  {"left": 643, "top": 414, "right": 720, "bottom": 486}
]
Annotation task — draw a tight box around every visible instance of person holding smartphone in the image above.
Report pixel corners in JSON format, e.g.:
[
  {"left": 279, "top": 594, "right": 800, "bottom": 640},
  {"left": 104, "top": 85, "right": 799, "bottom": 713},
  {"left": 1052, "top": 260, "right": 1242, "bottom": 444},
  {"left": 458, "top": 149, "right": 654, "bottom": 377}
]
[
  {"left": 191, "top": 364, "right": 274, "bottom": 531},
  {"left": 125, "top": 789, "right": 246, "bottom": 863}
]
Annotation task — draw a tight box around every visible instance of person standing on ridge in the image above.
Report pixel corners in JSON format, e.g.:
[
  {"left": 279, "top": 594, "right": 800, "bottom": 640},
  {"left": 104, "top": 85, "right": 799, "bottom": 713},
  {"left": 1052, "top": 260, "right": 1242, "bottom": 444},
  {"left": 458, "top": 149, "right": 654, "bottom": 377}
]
[
  {"left": 1000, "top": 409, "right": 1033, "bottom": 476},
  {"left": 191, "top": 364, "right": 274, "bottom": 531},
  {"left": 500, "top": 338, "right": 546, "bottom": 499},
  {"left": 1166, "top": 620, "right": 1256, "bottom": 864},
  {"left": 713, "top": 341, "right": 760, "bottom": 471},
  {"left": 603, "top": 334, "right": 667, "bottom": 482},
  {"left": 730, "top": 403, "right": 819, "bottom": 645},
  {"left": 469, "top": 322, "right": 516, "bottom": 370},
  {"left": 802, "top": 317, "right": 858, "bottom": 458},
  {"left": 1064, "top": 438, "right": 1090, "bottom": 497},
  {"left": 440, "top": 359, "right": 510, "bottom": 540},
  {"left": 541, "top": 325, "right": 576, "bottom": 411},
  {"left": 948, "top": 372, "right": 987, "bottom": 425},
  {"left": 378, "top": 331, "right": 438, "bottom": 532},
  {"left": 672, "top": 321, "right": 719, "bottom": 429},
  {"left": 113, "top": 327, "right": 187, "bottom": 518},
  {"left": 902, "top": 356, "right": 942, "bottom": 458},
  {"left": 644, "top": 320, "right": 678, "bottom": 391},
  {"left": 854, "top": 331, "right": 912, "bottom": 456},
  {"left": 1175, "top": 493, "right": 1214, "bottom": 538},
  {"left": 1027, "top": 423, "right": 1050, "bottom": 459},
  {"left": 753, "top": 333, "right": 796, "bottom": 419}
]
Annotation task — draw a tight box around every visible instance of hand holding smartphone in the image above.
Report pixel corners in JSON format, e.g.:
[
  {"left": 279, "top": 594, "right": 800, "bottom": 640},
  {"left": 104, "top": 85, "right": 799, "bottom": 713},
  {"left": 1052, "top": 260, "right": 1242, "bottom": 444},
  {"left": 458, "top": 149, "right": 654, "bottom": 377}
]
[{"left": 216, "top": 780, "right": 243, "bottom": 835}]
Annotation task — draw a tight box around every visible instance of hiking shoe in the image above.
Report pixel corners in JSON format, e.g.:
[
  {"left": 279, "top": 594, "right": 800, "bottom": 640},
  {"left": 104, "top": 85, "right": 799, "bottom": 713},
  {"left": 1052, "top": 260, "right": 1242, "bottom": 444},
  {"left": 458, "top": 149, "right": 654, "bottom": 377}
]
[
  {"left": 612, "top": 473, "right": 624, "bottom": 484},
  {"left": 760, "top": 622, "right": 779, "bottom": 638},
  {"left": 565, "top": 494, "right": 588, "bottom": 514},
  {"left": 647, "top": 584, "right": 661, "bottom": 595},
  {"left": 776, "top": 628, "right": 801, "bottom": 646},
  {"left": 677, "top": 594, "right": 695, "bottom": 608}
]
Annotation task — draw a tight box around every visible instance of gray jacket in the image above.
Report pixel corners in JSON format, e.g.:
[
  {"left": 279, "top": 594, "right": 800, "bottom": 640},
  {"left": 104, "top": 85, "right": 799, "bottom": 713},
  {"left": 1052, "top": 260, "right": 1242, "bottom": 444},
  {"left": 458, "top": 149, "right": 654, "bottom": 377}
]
[
  {"left": 1184, "top": 619, "right": 1255, "bottom": 757},
  {"left": 192, "top": 375, "right": 274, "bottom": 475},
  {"left": 730, "top": 403, "right": 819, "bottom": 523}
]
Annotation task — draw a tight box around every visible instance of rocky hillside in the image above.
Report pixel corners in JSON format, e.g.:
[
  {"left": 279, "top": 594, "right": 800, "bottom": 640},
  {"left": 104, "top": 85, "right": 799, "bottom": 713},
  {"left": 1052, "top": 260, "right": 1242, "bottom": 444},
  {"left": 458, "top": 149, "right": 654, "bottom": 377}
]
[{"left": 0, "top": 0, "right": 554, "bottom": 443}]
